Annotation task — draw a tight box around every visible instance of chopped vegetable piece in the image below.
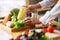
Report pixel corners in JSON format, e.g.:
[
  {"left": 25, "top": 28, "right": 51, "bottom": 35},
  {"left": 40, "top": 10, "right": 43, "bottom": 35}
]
[
  {"left": 40, "top": 35, "right": 52, "bottom": 40},
  {"left": 24, "top": 31, "right": 29, "bottom": 35},
  {"left": 42, "top": 27, "right": 47, "bottom": 33},
  {"left": 6, "top": 21, "right": 14, "bottom": 28},
  {"left": 47, "top": 26, "right": 54, "bottom": 33},
  {"left": 15, "top": 35, "right": 22, "bottom": 39}
]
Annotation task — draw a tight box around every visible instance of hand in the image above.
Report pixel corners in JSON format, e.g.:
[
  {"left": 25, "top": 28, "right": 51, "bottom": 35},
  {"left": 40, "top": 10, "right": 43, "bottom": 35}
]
[
  {"left": 25, "top": 17, "right": 41, "bottom": 25},
  {"left": 24, "top": 5, "right": 36, "bottom": 13},
  {"left": 24, "top": 4, "right": 41, "bottom": 13}
]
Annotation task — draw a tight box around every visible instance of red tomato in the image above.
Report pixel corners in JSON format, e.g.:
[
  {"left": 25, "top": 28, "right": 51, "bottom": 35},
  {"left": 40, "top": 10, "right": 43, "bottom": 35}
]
[
  {"left": 42, "top": 28, "right": 47, "bottom": 33},
  {"left": 24, "top": 31, "right": 29, "bottom": 35},
  {"left": 15, "top": 35, "right": 22, "bottom": 39},
  {"left": 47, "top": 26, "right": 54, "bottom": 33}
]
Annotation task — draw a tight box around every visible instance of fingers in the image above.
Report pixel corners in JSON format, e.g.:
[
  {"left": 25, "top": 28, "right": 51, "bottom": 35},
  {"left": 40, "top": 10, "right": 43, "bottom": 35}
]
[
  {"left": 23, "top": 5, "right": 31, "bottom": 13},
  {"left": 24, "top": 17, "right": 32, "bottom": 25},
  {"left": 23, "top": 5, "right": 28, "bottom": 8},
  {"left": 23, "top": 5, "right": 35, "bottom": 13},
  {"left": 25, "top": 20, "right": 31, "bottom": 24},
  {"left": 24, "top": 17, "right": 31, "bottom": 21},
  {"left": 25, "top": 20, "right": 35, "bottom": 26},
  {"left": 26, "top": 8, "right": 31, "bottom": 13}
]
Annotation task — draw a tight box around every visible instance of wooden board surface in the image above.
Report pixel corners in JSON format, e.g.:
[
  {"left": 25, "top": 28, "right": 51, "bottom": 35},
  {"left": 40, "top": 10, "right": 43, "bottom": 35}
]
[{"left": 0, "top": 24, "right": 34, "bottom": 37}]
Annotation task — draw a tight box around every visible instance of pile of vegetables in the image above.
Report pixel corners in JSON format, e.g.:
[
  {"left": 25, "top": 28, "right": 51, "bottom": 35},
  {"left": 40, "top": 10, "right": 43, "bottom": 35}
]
[
  {"left": 15, "top": 30, "right": 52, "bottom": 40},
  {"left": 5, "top": 7, "right": 26, "bottom": 29},
  {"left": 10, "top": 8, "right": 26, "bottom": 28}
]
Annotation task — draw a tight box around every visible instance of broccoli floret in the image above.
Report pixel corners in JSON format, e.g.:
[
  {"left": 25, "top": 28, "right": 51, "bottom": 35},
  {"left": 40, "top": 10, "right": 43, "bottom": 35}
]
[
  {"left": 10, "top": 8, "right": 19, "bottom": 22},
  {"left": 10, "top": 8, "right": 19, "bottom": 16}
]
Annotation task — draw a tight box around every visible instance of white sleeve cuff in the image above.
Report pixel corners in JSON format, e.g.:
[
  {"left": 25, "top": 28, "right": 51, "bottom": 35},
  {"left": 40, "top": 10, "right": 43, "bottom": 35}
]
[
  {"left": 38, "top": 1, "right": 47, "bottom": 8},
  {"left": 38, "top": 0, "right": 54, "bottom": 8},
  {"left": 39, "top": 11, "right": 51, "bottom": 25}
]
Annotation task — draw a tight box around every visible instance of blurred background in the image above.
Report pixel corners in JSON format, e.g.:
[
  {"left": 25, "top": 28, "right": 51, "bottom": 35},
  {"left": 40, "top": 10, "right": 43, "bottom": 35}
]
[
  {"left": 0, "top": 0, "right": 26, "bottom": 17},
  {"left": 0, "top": 0, "right": 58, "bottom": 22}
]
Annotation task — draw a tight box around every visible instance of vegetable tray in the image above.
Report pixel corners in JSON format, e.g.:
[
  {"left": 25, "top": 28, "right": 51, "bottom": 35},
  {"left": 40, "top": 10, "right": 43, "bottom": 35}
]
[{"left": 0, "top": 24, "right": 35, "bottom": 32}]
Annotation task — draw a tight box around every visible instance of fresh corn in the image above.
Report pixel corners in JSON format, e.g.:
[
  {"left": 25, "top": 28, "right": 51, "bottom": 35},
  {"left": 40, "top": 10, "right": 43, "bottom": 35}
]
[{"left": 17, "top": 7, "right": 26, "bottom": 20}]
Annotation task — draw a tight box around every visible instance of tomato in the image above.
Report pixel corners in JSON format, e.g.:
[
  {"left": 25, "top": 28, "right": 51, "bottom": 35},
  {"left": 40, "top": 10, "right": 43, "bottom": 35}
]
[
  {"left": 42, "top": 28, "right": 47, "bottom": 33},
  {"left": 47, "top": 26, "right": 54, "bottom": 33},
  {"left": 15, "top": 35, "right": 22, "bottom": 39},
  {"left": 24, "top": 30, "right": 29, "bottom": 35}
]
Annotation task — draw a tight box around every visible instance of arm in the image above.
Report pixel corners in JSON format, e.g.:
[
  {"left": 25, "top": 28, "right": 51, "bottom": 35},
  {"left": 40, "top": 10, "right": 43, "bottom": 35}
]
[
  {"left": 54, "top": 0, "right": 58, "bottom": 4},
  {"left": 34, "top": 0, "right": 58, "bottom": 9},
  {"left": 25, "top": 0, "right": 58, "bottom": 13},
  {"left": 40, "top": 0, "right": 60, "bottom": 25}
]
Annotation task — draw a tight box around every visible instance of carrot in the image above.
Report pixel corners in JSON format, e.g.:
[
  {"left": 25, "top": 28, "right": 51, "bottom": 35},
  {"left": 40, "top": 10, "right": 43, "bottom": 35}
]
[
  {"left": 2, "top": 13, "right": 12, "bottom": 25},
  {"left": 0, "top": 20, "right": 3, "bottom": 24}
]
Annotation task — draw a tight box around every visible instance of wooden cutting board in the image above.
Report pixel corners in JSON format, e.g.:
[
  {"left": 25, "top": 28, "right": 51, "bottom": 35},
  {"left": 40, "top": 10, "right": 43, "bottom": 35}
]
[
  {"left": 46, "top": 30, "right": 60, "bottom": 40},
  {"left": 0, "top": 24, "right": 34, "bottom": 36}
]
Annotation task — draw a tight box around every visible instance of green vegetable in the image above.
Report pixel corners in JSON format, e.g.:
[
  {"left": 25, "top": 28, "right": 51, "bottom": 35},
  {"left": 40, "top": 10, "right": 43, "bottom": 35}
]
[
  {"left": 39, "top": 31, "right": 52, "bottom": 40},
  {"left": 10, "top": 8, "right": 19, "bottom": 16},
  {"left": 10, "top": 8, "right": 26, "bottom": 29},
  {"left": 40, "top": 35, "right": 52, "bottom": 40},
  {"left": 40, "top": 31, "right": 45, "bottom": 35},
  {"left": 11, "top": 16, "right": 17, "bottom": 22},
  {"left": 38, "top": 31, "right": 45, "bottom": 38},
  {"left": 14, "top": 22, "right": 21, "bottom": 28},
  {"left": 14, "top": 20, "right": 26, "bottom": 28},
  {"left": 28, "top": 32, "right": 34, "bottom": 37},
  {"left": 10, "top": 8, "right": 19, "bottom": 22}
]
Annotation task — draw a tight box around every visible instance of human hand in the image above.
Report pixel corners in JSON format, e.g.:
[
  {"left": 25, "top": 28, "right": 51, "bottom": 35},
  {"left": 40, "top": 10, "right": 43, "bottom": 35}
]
[
  {"left": 24, "top": 5, "right": 36, "bottom": 13},
  {"left": 25, "top": 17, "right": 41, "bottom": 25}
]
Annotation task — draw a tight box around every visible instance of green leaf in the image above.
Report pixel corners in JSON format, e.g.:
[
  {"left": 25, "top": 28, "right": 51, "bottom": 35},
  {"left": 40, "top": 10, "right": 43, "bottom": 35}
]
[{"left": 40, "top": 35, "right": 52, "bottom": 40}]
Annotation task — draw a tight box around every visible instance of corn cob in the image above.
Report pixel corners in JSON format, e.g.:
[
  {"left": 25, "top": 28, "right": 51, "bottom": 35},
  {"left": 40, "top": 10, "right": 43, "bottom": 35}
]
[{"left": 17, "top": 7, "right": 26, "bottom": 20}]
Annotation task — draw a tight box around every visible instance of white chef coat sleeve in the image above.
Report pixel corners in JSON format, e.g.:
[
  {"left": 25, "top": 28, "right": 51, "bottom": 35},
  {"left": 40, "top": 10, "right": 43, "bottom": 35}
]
[
  {"left": 39, "top": 0, "right": 60, "bottom": 25},
  {"left": 38, "top": 0, "right": 55, "bottom": 8}
]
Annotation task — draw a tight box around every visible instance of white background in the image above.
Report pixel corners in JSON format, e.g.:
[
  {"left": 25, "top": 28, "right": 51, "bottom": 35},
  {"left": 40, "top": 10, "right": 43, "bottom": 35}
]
[{"left": 0, "top": 0, "right": 26, "bottom": 17}]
